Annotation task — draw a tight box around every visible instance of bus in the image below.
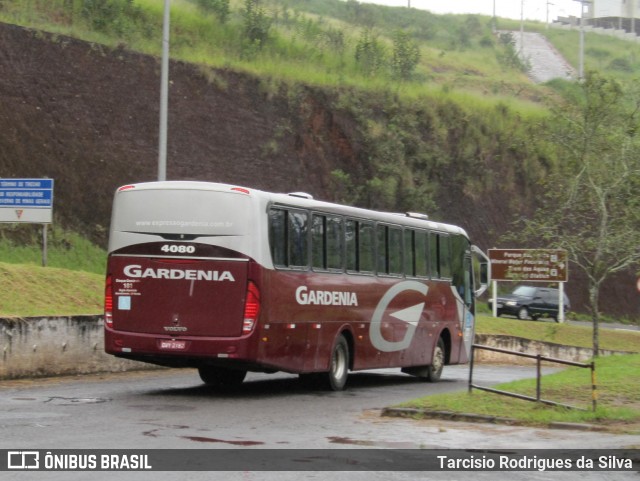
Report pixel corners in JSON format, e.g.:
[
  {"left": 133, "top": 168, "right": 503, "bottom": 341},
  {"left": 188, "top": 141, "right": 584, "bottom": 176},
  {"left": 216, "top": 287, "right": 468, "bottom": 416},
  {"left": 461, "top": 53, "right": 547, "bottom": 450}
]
[{"left": 104, "top": 181, "right": 489, "bottom": 390}]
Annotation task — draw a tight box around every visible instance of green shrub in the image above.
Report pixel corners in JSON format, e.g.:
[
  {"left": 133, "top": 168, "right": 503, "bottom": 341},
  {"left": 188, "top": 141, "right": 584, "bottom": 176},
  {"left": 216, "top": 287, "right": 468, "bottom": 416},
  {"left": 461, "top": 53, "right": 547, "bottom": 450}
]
[
  {"left": 194, "top": 0, "right": 230, "bottom": 23},
  {"left": 355, "top": 28, "right": 386, "bottom": 77},
  {"left": 391, "top": 30, "right": 420, "bottom": 81}
]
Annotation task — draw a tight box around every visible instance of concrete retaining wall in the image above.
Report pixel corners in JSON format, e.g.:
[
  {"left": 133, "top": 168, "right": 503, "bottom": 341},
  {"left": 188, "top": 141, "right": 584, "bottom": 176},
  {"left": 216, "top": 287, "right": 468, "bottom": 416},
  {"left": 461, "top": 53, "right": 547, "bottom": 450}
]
[
  {"left": 0, "top": 316, "right": 631, "bottom": 380},
  {"left": 0, "top": 316, "right": 156, "bottom": 379},
  {"left": 474, "top": 334, "right": 629, "bottom": 364}
]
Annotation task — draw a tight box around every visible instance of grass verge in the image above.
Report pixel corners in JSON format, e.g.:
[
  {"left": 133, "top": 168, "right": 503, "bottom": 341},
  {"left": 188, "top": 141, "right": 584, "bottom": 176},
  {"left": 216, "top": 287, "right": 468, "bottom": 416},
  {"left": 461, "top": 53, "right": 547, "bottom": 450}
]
[
  {"left": 396, "top": 354, "right": 640, "bottom": 433},
  {"left": 475, "top": 315, "right": 640, "bottom": 353}
]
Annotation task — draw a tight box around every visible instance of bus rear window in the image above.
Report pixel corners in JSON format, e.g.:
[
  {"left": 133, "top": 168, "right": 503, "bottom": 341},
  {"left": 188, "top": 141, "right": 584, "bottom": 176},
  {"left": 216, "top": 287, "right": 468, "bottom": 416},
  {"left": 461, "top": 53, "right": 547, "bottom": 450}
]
[{"left": 112, "top": 188, "right": 250, "bottom": 237}]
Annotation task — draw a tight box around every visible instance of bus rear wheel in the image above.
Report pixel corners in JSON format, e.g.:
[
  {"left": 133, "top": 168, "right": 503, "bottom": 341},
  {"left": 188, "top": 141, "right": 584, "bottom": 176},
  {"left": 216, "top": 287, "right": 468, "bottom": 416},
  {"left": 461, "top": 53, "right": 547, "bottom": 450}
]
[
  {"left": 198, "top": 366, "right": 247, "bottom": 388},
  {"left": 326, "top": 335, "right": 349, "bottom": 391}
]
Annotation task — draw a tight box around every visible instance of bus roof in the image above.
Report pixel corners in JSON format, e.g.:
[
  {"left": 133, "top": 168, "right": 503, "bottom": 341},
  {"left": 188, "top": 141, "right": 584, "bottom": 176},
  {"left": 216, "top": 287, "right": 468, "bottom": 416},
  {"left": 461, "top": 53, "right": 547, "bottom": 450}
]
[{"left": 115, "top": 181, "right": 469, "bottom": 238}]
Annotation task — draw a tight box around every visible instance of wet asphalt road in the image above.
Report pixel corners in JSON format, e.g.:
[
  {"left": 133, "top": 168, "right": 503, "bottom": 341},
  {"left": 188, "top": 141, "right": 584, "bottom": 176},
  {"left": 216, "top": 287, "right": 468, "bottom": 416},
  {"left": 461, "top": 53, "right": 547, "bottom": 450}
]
[{"left": 1, "top": 365, "right": 638, "bottom": 480}]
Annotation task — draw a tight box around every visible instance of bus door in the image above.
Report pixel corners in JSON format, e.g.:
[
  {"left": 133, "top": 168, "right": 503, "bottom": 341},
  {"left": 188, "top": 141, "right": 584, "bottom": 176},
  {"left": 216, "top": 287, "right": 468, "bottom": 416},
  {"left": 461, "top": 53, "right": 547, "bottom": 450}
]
[
  {"left": 457, "top": 254, "right": 475, "bottom": 363},
  {"left": 451, "top": 254, "right": 474, "bottom": 363}
]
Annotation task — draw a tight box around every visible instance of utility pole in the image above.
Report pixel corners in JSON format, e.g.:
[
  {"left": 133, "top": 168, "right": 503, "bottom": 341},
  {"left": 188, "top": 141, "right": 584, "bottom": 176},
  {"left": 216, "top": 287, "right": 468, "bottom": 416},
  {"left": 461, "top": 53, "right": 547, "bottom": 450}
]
[
  {"left": 520, "top": 0, "right": 524, "bottom": 55},
  {"left": 546, "top": 1, "right": 554, "bottom": 29},
  {"left": 572, "top": 0, "right": 589, "bottom": 79},
  {"left": 578, "top": 0, "right": 586, "bottom": 79},
  {"left": 158, "top": 0, "right": 170, "bottom": 182},
  {"left": 492, "top": 0, "right": 496, "bottom": 33}
]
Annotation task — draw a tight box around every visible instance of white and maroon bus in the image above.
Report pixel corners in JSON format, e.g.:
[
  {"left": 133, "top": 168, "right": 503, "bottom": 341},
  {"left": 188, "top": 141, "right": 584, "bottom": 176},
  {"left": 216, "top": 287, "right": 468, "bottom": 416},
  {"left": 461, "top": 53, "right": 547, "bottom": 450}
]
[{"left": 104, "top": 181, "right": 489, "bottom": 390}]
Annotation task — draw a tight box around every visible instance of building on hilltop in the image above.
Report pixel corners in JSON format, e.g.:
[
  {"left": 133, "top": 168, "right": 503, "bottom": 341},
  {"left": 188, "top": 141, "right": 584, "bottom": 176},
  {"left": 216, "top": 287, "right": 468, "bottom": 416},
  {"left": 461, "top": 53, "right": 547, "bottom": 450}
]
[{"left": 557, "top": 0, "right": 640, "bottom": 35}]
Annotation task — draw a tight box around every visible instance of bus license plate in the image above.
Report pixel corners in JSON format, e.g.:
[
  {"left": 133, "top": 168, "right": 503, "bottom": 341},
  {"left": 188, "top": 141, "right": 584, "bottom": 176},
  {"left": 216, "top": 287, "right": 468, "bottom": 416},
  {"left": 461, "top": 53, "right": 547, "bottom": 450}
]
[{"left": 159, "top": 340, "right": 186, "bottom": 350}]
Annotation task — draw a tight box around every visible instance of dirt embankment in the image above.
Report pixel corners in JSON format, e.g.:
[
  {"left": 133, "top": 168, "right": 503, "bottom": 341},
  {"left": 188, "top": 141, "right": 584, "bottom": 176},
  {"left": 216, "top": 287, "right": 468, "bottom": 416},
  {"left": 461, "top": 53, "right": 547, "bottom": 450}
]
[{"left": 0, "top": 23, "right": 359, "bottom": 244}]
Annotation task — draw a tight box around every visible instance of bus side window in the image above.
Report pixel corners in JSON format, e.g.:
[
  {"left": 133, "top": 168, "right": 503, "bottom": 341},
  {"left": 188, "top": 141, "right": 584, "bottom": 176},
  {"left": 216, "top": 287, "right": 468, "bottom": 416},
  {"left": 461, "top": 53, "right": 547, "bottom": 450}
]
[
  {"left": 269, "top": 208, "right": 287, "bottom": 267},
  {"left": 359, "top": 222, "right": 375, "bottom": 274},
  {"left": 311, "top": 214, "right": 325, "bottom": 270},
  {"left": 326, "top": 215, "right": 344, "bottom": 271},
  {"left": 288, "top": 209, "right": 309, "bottom": 268},
  {"left": 388, "top": 227, "right": 403, "bottom": 275},
  {"left": 346, "top": 219, "right": 357, "bottom": 272},
  {"left": 404, "top": 229, "right": 415, "bottom": 277},
  {"left": 415, "top": 230, "right": 428, "bottom": 277},
  {"left": 376, "top": 225, "right": 387, "bottom": 274},
  {"left": 312, "top": 214, "right": 343, "bottom": 271},
  {"left": 428, "top": 232, "right": 439, "bottom": 278},
  {"left": 439, "top": 234, "right": 452, "bottom": 279}
]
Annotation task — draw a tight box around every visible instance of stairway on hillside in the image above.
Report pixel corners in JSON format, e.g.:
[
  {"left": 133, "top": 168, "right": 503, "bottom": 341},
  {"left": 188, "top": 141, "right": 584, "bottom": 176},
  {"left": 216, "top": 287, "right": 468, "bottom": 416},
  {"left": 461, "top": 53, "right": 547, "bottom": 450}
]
[{"left": 510, "top": 31, "right": 576, "bottom": 83}]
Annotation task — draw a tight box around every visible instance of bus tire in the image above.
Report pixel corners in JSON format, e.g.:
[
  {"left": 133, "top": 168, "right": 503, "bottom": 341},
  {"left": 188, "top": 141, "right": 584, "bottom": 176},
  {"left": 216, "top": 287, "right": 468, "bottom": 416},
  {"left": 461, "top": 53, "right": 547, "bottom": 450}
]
[
  {"left": 426, "top": 338, "right": 445, "bottom": 382},
  {"left": 326, "top": 335, "right": 349, "bottom": 391},
  {"left": 198, "top": 366, "right": 247, "bottom": 388}
]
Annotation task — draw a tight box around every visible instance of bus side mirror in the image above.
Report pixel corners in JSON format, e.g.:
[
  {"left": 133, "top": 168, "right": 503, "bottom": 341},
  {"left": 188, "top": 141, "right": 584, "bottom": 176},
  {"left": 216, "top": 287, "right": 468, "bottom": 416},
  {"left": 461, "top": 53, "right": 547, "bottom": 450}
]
[{"left": 471, "top": 245, "right": 490, "bottom": 298}]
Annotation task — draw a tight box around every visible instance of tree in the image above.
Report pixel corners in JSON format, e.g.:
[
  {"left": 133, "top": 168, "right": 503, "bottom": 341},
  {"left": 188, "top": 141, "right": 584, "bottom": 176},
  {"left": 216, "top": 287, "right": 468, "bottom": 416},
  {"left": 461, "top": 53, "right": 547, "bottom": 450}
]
[
  {"left": 391, "top": 30, "right": 420, "bottom": 81},
  {"left": 518, "top": 72, "right": 640, "bottom": 356},
  {"left": 354, "top": 28, "right": 386, "bottom": 77},
  {"left": 242, "top": 0, "right": 272, "bottom": 51}
]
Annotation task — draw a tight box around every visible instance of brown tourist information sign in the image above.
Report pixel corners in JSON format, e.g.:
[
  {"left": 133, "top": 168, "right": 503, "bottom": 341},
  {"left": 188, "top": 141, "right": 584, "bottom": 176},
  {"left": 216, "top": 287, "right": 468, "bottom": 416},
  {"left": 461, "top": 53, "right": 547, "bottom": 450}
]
[{"left": 488, "top": 248, "right": 568, "bottom": 283}]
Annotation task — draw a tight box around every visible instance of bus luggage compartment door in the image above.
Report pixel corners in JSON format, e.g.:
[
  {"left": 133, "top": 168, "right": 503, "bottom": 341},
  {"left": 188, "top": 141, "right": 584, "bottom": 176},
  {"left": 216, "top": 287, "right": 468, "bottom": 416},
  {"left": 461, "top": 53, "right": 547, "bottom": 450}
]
[{"left": 109, "top": 256, "right": 249, "bottom": 337}]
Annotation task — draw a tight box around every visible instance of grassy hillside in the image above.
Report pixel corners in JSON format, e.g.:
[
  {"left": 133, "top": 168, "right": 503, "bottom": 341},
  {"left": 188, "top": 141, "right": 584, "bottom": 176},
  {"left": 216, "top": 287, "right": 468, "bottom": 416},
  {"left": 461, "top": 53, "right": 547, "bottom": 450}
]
[
  {"left": 0, "top": 262, "right": 103, "bottom": 317},
  {"left": 3, "top": 0, "right": 640, "bottom": 101},
  {"left": 0, "top": 224, "right": 106, "bottom": 275},
  {"left": 0, "top": 225, "right": 105, "bottom": 316},
  {"left": 0, "top": 0, "right": 528, "bottom": 97}
]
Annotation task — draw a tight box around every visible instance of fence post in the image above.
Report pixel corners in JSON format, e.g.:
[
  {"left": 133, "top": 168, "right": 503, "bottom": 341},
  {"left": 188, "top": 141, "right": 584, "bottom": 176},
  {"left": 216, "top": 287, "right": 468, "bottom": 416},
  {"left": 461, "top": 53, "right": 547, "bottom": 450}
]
[
  {"left": 468, "top": 345, "right": 475, "bottom": 394},
  {"left": 536, "top": 354, "right": 541, "bottom": 402},
  {"left": 591, "top": 361, "right": 597, "bottom": 412}
]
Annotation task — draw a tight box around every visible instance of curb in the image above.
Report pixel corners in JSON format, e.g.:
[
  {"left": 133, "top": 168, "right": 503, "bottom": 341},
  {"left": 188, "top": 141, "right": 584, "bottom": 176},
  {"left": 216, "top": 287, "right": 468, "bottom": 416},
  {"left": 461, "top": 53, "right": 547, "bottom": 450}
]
[{"left": 381, "top": 407, "right": 607, "bottom": 432}]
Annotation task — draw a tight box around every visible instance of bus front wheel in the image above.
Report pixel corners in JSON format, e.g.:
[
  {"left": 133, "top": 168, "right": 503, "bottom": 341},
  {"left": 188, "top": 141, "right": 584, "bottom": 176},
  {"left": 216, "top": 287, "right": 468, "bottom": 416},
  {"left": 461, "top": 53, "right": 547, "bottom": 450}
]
[
  {"left": 326, "top": 335, "right": 349, "bottom": 391},
  {"left": 426, "top": 338, "right": 445, "bottom": 382}
]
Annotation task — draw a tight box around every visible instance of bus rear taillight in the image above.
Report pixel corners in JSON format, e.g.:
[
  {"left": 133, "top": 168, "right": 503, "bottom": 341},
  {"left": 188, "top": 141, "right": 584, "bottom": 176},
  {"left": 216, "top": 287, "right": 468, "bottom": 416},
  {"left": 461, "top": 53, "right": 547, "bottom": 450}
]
[
  {"left": 242, "top": 281, "right": 261, "bottom": 334},
  {"left": 104, "top": 274, "right": 113, "bottom": 328}
]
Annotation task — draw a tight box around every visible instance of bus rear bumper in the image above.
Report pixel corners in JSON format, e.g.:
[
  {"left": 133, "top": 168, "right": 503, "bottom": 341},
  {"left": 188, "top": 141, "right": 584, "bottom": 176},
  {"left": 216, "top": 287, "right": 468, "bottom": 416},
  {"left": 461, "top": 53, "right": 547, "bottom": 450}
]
[{"left": 104, "top": 328, "right": 266, "bottom": 370}]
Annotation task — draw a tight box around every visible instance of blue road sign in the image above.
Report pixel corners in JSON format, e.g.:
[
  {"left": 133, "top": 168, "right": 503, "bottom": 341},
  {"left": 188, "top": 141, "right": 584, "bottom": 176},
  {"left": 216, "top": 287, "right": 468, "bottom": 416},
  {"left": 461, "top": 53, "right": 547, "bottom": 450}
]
[{"left": 0, "top": 178, "right": 54, "bottom": 223}]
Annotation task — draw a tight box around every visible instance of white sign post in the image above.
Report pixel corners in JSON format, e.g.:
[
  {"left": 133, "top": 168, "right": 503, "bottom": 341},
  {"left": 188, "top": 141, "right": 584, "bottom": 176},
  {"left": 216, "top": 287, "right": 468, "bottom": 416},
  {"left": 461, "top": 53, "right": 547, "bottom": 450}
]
[{"left": 0, "top": 178, "right": 54, "bottom": 266}]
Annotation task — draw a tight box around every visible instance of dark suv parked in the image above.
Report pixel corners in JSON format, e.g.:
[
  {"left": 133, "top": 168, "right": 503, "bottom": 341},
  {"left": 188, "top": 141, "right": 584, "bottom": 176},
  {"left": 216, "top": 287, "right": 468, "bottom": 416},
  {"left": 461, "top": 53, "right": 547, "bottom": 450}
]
[{"left": 488, "top": 285, "right": 570, "bottom": 321}]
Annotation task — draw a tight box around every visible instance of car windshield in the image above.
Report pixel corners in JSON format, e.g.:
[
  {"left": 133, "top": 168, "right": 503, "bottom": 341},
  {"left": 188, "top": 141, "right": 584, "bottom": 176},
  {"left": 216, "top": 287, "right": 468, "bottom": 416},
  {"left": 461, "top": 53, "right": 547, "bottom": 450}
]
[{"left": 512, "top": 286, "right": 537, "bottom": 297}]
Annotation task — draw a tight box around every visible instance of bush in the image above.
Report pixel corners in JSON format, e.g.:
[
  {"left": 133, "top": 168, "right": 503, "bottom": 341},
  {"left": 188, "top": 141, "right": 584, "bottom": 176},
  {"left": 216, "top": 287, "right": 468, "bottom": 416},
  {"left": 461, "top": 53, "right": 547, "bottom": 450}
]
[
  {"left": 80, "top": 0, "right": 147, "bottom": 37},
  {"left": 391, "top": 30, "right": 420, "bottom": 81},
  {"left": 355, "top": 28, "right": 386, "bottom": 77},
  {"left": 194, "top": 0, "right": 230, "bottom": 23},
  {"left": 242, "top": 0, "right": 272, "bottom": 49},
  {"left": 608, "top": 56, "right": 633, "bottom": 73}
]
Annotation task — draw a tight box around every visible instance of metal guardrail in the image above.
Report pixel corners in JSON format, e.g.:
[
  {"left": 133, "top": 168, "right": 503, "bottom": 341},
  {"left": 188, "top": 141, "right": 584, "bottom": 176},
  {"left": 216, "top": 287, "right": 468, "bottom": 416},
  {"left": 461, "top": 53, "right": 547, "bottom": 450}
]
[{"left": 469, "top": 344, "right": 597, "bottom": 412}]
